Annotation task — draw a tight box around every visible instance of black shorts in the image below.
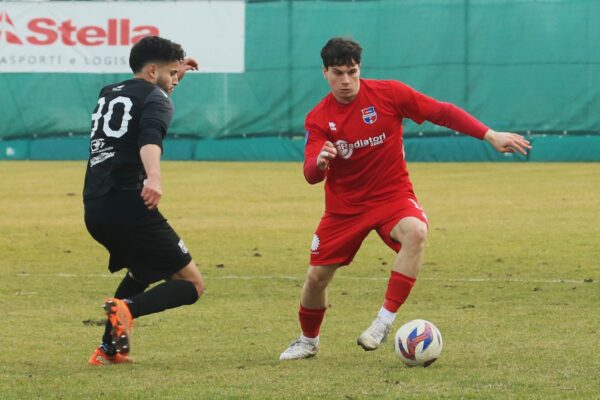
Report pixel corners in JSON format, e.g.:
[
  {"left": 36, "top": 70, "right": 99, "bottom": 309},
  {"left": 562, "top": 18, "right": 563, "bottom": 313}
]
[{"left": 84, "top": 190, "right": 192, "bottom": 284}]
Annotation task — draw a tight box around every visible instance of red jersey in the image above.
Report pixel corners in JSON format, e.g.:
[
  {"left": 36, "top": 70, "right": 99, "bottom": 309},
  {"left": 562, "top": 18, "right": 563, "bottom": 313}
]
[{"left": 304, "top": 79, "right": 488, "bottom": 215}]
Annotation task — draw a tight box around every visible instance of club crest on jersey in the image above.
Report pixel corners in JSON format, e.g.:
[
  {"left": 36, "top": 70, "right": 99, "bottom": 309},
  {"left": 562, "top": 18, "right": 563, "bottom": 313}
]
[{"left": 361, "top": 106, "right": 377, "bottom": 124}]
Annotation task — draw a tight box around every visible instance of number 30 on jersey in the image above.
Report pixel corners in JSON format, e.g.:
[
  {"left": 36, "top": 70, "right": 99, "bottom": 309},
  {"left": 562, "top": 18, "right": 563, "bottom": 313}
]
[{"left": 90, "top": 96, "right": 133, "bottom": 138}]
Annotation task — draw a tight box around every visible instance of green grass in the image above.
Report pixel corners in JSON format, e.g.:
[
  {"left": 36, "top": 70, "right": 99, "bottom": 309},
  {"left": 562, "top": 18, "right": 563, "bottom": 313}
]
[{"left": 0, "top": 161, "right": 599, "bottom": 399}]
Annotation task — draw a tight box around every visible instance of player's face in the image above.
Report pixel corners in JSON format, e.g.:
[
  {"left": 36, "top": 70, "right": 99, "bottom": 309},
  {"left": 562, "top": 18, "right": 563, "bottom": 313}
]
[
  {"left": 154, "top": 61, "right": 181, "bottom": 95},
  {"left": 323, "top": 62, "right": 361, "bottom": 104}
]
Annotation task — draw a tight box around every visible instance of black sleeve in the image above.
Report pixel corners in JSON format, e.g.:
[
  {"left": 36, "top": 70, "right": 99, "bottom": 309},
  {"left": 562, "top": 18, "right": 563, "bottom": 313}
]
[{"left": 138, "top": 87, "right": 173, "bottom": 150}]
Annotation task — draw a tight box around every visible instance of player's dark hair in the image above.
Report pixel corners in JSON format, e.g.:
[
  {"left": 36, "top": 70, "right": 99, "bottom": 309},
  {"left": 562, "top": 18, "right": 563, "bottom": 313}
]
[
  {"left": 321, "top": 37, "right": 362, "bottom": 68},
  {"left": 129, "top": 36, "right": 185, "bottom": 73}
]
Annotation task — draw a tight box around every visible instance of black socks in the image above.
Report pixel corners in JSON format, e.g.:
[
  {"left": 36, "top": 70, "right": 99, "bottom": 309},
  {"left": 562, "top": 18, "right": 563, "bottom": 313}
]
[
  {"left": 100, "top": 275, "right": 199, "bottom": 352},
  {"left": 125, "top": 279, "right": 199, "bottom": 319}
]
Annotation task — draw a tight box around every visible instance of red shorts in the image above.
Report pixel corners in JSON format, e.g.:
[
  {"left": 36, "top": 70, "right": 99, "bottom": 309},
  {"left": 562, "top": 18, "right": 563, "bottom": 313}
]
[{"left": 309, "top": 196, "right": 428, "bottom": 267}]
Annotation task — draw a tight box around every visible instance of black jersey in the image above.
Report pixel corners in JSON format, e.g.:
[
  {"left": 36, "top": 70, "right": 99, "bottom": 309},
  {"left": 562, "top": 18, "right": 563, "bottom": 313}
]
[{"left": 83, "top": 78, "right": 173, "bottom": 200}]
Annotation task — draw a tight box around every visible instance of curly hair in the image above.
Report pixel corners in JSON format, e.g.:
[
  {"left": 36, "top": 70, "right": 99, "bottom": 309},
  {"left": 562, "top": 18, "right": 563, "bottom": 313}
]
[{"left": 129, "top": 36, "right": 185, "bottom": 73}]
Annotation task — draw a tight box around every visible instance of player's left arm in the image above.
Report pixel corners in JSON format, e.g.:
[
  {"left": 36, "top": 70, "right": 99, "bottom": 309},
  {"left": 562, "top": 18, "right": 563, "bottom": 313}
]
[
  {"left": 482, "top": 129, "right": 531, "bottom": 155},
  {"left": 177, "top": 57, "right": 199, "bottom": 81},
  {"left": 425, "top": 101, "right": 532, "bottom": 155},
  {"left": 391, "top": 81, "right": 531, "bottom": 155}
]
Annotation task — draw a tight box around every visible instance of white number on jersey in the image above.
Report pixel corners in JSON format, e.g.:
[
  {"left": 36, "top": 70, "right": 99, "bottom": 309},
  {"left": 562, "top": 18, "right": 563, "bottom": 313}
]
[{"left": 90, "top": 96, "right": 133, "bottom": 139}]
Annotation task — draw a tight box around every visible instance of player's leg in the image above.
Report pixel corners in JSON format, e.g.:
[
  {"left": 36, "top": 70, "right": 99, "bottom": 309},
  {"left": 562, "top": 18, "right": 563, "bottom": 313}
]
[
  {"left": 84, "top": 211, "right": 146, "bottom": 365},
  {"left": 100, "top": 217, "right": 201, "bottom": 361},
  {"left": 89, "top": 271, "right": 149, "bottom": 365},
  {"left": 279, "top": 264, "right": 339, "bottom": 360},
  {"left": 124, "top": 260, "right": 203, "bottom": 319},
  {"left": 358, "top": 200, "right": 428, "bottom": 351},
  {"left": 384, "top": 215, "right": 428, "bottom": 314},
  {"left": 388, "top": 216, "right": 428, "bottom": 277},
  {"left": 116, "top": 213, "right": 202, "bottom": 320},
  {"left": 86, "top": 194, "right": 202, "bottom": 364},
  {"left": 98, "top": 261, "right": 202, "bottom": 360},
  {"left": 280, "top": 212, "right": 368, "bottom": 360}
]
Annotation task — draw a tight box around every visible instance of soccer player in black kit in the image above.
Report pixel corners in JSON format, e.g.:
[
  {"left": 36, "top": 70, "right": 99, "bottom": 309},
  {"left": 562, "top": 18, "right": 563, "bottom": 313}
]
[{"left": 84, "top": 36, "right": 204, "bottom": 365}]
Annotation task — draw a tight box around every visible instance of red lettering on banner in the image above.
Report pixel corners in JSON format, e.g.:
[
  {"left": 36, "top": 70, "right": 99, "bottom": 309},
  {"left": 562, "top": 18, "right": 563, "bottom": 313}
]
[
  {"left": 27, "top": 18, "right": 58, "bottom": 45},
  {"left": 58, "top": 20, "right": 77, "bottom": 46},
  {"left": 77, "top": 26, "right": 105, "bottom": 46},
  {"left": 15, "top": 17, "right": 158, "bottom": 46},
  {"left": 0, "top": 12, "right": 24, "bottom": 44},
  {"left": 120, "top": 18, "right": 129, "bottom": 45},
  {"left": 107, "top": 19, "right": 117, "bottom": 46},
  {"left": 132, "top": 26, "right": 159, "bottom": 44}
]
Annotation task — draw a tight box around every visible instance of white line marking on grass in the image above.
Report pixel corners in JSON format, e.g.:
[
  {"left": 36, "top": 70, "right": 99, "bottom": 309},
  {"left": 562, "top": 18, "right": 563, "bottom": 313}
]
[
  {"left": 14, "top": 272, "right": 595, "bottom": 285},
  {"left": 16, "top": 272, "right": 114, "bottom": 278},
  {"left": 213, "top": 275, "right": 594, "bottom": 285}
]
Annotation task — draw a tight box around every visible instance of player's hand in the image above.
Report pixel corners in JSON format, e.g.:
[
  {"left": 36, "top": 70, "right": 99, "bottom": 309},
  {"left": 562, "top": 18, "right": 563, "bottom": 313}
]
[
  {"left": 317, "top": 141, "right": 338, "bottom": 170},
  {"left": 484, "top": 130, "right": 532, "bottom": 155},
  {"left": 177, "top": 57, "right": 199, "bottom": 81},
  {"left": 141, "top": 177, "right": 162, "bottom": 210}
]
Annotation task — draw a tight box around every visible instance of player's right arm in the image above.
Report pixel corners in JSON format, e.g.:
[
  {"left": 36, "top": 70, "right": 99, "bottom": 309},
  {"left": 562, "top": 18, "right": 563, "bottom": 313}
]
[
  {"left": 140, "top": 144, "right": 162, "bottom": 210},
  {"left": 138, "top": 87, "right": 173, "bottom": 209},
  {"left": 303, "top": 121, "right": 337, "bottom": 184}
]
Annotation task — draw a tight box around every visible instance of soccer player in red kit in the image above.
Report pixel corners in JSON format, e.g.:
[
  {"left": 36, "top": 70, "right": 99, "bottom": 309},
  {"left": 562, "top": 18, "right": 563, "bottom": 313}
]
[{"left": 279, "top": 37, "right": 531, "bottom": 360}]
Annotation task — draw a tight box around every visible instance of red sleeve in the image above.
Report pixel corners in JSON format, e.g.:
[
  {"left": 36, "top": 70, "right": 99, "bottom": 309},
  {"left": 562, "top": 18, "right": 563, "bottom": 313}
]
[
  {"left": 390, "top": 81, "right": 489, "bottom": 140},
  {"left": 303, "top": 118, "right": 328, "bottom": 184}
]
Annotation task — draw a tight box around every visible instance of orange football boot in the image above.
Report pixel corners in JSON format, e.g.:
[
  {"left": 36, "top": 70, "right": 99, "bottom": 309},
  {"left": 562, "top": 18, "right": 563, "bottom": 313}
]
[
  {"left": 104, "top": 298, "right": 134, "bottom": 354},
  {"left": 88, "top": 347, "right": 133, "bottom": 366}
]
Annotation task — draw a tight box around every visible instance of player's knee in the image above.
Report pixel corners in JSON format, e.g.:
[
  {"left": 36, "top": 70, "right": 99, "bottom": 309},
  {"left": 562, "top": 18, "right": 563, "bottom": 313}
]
[
  {"left": 405, "top": 225, "right": 428, "bottom": 249},
  {"left": 193, "top": 278, "right": 205, "bottom": 299},
  {"left": 305, "top": 271, "right": 329, "bottom": 292},
  {"left": 175, "top": 261, "right": 204, "bottom": 300},
  {"left": 180, "top": 277, "right": 204, "bottom": 302}
]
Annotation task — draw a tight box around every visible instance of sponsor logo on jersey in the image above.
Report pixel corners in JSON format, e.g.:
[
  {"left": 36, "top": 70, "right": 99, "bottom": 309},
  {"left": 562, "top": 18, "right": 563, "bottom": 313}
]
[
  {"left": 112, "top": 85, "right": 125, "bottom": 92},
  {"left": 0, "top": 12, "right": 158, "bottom": 46},
  {"left": 329, "top": 121, "right": 337, "bottom": 132},
  {"left": 90, "top": 151, "right": 115, "bottom": 167},
  {"left": 90, "top": 138, "right": 105, "bottom": 152},
  {"left": 361, "top": 106, "right": 377, "bottom": 124},
  {"left": 334, "top": 132, "right": 386, "bottom": 159},
  {"left": 90, "top": 138, "right": 114, "bottom": 155}
]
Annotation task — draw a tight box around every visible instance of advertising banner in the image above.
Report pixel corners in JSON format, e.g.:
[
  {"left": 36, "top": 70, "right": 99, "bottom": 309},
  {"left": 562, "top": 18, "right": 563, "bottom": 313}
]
[{"left": 0, "top": 1, "right": 245, "bottom": 73}]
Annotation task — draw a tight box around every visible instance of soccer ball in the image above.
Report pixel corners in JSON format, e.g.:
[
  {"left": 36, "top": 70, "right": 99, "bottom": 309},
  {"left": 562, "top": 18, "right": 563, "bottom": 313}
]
[{"left": 394, "top": 319, "right": 443, "bottom": 367}]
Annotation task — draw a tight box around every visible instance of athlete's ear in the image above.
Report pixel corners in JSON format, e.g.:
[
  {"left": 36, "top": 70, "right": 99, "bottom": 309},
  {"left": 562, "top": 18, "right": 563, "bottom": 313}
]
[
  {"left": 322, "top": 67, "right": 328, "bottom": 79},
  {"left": 147, "top": 64, "right": 158, "bottom": 81}
]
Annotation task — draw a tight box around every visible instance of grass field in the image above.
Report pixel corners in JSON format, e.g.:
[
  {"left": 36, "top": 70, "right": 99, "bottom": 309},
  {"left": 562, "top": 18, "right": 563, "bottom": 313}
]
[{"left": 0, "top": 161, "right": 599, "bottom": 399}]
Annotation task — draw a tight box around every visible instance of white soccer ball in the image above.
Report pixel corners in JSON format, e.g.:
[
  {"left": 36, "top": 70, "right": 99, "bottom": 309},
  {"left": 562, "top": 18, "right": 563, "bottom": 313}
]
[{"left": 394, "top": 319, "right": 443, "bottom": 367}]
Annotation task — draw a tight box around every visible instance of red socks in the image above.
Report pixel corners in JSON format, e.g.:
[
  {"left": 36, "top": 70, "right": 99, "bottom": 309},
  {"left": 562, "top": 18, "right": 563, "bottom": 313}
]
[
  {"left": 297, "top": 272, "right": 415, "bottom": 337},
  {"left": 299, "top": 305, "right": 326, "bottom": 338},
  {"left": 383, "top": 271, "right": 416, "bottom": 313}
]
